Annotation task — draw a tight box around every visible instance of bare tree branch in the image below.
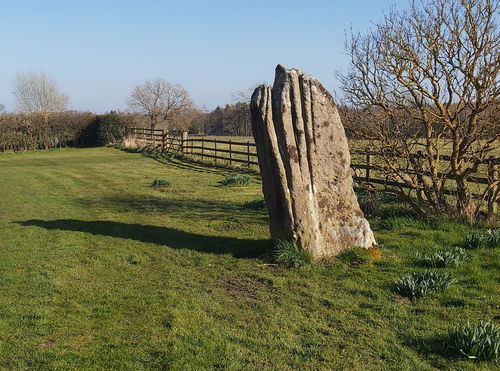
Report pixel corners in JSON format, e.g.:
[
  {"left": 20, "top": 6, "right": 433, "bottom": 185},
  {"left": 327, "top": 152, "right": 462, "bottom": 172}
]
[
  {"left": 338, "top": 0, "right": 499, "bottom": 222},
  {"left": 12, "top": 72, "right": 69, "bottom": 115}
]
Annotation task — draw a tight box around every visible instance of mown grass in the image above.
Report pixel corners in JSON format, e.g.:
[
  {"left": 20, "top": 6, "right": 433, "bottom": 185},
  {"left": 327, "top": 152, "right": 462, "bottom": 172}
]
[{"left": 0, "top": 147, "right": 498, "bottom": 370}]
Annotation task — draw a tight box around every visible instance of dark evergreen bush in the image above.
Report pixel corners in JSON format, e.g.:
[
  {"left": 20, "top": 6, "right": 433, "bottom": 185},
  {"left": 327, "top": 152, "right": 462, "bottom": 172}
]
[{"left": 96, "top": 112, "right": 127, "bottom": 146}]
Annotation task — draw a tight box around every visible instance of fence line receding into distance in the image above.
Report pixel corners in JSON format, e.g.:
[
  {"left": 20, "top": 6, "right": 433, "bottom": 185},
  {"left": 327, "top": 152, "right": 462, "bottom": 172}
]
[{"left": 127, "top": 128, "right": 499, "bottom": 213}]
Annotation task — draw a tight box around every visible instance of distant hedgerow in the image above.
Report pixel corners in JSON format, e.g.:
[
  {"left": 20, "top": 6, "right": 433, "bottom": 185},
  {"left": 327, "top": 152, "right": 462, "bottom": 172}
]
[
  {"left": 447, "top": 321, "right": 500, "bottom": 361},
  {"left": 395, "top": 271, "right": 456, "bottom": 298},
  {"left": 221, "top": 174, "right": 251, "bottom": 186},
  {"left": 273, "top": 240, "right": 312, "bottom": 268},
  {"left": 416, "top": 247, "right": 467, "bottom": 268}
]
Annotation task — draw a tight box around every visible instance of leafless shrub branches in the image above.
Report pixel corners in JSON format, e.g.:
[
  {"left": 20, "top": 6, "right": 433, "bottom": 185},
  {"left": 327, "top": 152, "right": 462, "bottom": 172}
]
[{"left": 338, "top": 0, "right": 499, "bottom": 221}]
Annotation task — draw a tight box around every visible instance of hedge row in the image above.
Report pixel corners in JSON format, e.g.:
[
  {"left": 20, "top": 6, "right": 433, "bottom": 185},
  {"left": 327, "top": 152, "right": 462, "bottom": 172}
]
[{"left": 0, "top": 112, "right": 145, "bottom": 152}]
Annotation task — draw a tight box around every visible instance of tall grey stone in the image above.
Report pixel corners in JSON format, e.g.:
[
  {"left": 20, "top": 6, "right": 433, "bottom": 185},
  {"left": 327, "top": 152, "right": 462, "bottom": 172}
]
[{"left": 250, "top": 65, "right": 376, "bottom": 259}]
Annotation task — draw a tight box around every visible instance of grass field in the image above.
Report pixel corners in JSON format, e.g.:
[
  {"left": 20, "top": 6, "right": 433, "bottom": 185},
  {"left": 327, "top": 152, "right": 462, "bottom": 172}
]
[{"left": 0, "top": 147, "right": 498, "bottom": 369}]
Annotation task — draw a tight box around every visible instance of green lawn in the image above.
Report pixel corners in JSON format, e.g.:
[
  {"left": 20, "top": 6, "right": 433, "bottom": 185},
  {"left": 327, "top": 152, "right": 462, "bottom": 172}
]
[{"left": 0, "top": 147, "right": 498, "bottom": 370}]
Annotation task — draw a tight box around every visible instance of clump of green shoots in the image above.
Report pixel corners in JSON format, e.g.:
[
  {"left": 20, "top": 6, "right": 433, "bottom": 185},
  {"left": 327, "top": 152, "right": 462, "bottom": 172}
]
[
  {"left": 273, "top": 240, "right": 312, "bottom": 268},
  {"left": 463, "top": 229, "right": 500, "bottom": 249},
  {"left": 221, "top": 174, "right": 251, "bottom": 186},
  {"left": 395, "top": 271, "right": 456, "bottom": 298},
  {"left": 151, "top": 177, "right": 171, "bottom": 187},
  {"left": 244, "top": 198, "right": 266, "bottom": 209},
  {"left": 447, "top": 321, "right": 500, "bottom": 361},
  {"left": 416, "top": 247, "right": 467, "bottom": 268}
]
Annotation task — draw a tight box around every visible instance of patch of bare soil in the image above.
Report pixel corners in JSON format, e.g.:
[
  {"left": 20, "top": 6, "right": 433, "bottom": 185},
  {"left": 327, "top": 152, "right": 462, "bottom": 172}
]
[
  {"left": 218, "top": 275, "right": 277, "bottom": 302},
  {"left": 38, "top": 339, "right": 55, "bottom": 349}
]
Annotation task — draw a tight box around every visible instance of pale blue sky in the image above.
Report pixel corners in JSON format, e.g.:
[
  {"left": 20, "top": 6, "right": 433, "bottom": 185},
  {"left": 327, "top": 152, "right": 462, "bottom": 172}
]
[{"left": 0, "top": 0, "right": 403, "bottom": 112}]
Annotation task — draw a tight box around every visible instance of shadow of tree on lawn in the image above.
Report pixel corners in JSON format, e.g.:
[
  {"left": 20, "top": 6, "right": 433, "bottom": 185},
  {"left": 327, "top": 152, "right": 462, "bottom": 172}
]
[{"left": 17, "top": 219, "right": 271, "bottom": 259}]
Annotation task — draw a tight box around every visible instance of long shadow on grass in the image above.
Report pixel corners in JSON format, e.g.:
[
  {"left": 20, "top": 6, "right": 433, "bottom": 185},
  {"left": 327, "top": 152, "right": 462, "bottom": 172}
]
[
  {"left": 17, "top": 219, "right": 271, "bottom": 259},
  {"left": 401, "top": 333, "right": 459, "bottom": 361},
  {"left": 75, "top": 196, "right": 269, "bottom": 224}
]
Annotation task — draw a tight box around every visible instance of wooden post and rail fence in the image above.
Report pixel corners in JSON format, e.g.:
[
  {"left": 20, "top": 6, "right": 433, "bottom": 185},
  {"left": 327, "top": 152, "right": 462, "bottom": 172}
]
[{"left": 127, "top": 127, "right": 499, "bottom": 213}]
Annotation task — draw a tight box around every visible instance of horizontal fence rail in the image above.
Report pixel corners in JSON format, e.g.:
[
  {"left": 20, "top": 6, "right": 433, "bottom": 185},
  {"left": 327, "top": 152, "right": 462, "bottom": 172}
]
[
  {"left": 127, "top": 129, "right": 499, "bottom": 209},
  {"left": 183, "top": 138, "right": 259, "bottom": 166},
  {"left": 128, "top": 128, "right": 183, "bottom": 153}
]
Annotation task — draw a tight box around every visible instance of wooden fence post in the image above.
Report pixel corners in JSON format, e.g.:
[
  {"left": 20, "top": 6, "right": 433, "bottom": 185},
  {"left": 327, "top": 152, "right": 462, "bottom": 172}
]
[
  {"left": 247, "top": 141, "right": 250, "bottom": 167},
  {"left": 366, "top": 152, "right": 371, "bottom": 181},
  {"left": 162, "top": 131, "right": 167, "bottom": 153},
  {"left": 201, "top": 138, "right": 204, "bottom": 161},
  {"left": 181, "top": 132, "right": 188, "bottom": 154},
  {"left": 214, "top": 138, "right": 218, "bottom": 162},
  {"left": 488, "top": 157, "right": 498, "bottom": 217},
  {"left": 229, "top": 139, "right": 232, "bottom": 165}
]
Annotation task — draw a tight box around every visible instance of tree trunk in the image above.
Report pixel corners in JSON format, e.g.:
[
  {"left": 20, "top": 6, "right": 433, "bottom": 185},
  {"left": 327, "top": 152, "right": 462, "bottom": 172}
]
[{"left": 456, "top": 177, "right": 474, "bottom": 222}]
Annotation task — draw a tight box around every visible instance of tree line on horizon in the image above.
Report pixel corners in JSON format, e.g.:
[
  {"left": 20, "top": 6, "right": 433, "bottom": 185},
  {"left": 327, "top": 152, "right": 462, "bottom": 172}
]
[{"left": 0, "top": 70, "right": 255, "bottom": 136}]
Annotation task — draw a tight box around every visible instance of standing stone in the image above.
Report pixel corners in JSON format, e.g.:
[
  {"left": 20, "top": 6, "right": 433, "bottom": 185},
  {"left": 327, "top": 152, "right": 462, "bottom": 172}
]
[{"left": 250, "top": 65, "right": 376, "bottom": 259}]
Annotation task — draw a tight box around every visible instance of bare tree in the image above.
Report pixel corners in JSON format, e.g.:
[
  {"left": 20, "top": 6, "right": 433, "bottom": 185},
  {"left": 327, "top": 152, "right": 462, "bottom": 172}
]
[
  {"left": 127, "top": 78, "right": 194, "bottom": 130},
  {"left": 12, "top": 72, "right": 69, "bottom": 116},
  {"left": 338, "top": 0, "right": 499, "bottom": 222},
  {"left": 231, "top": 82, "right": 267, "bottom": 104},
  {"left": 170, "top": 107, "right": 202, "bottom": 132},
  {"left": 225, "top": 83, "right": 266, "bottom": 136},
  {"left": 0, "top": 103, "right": 5, "bottom": 113}
]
